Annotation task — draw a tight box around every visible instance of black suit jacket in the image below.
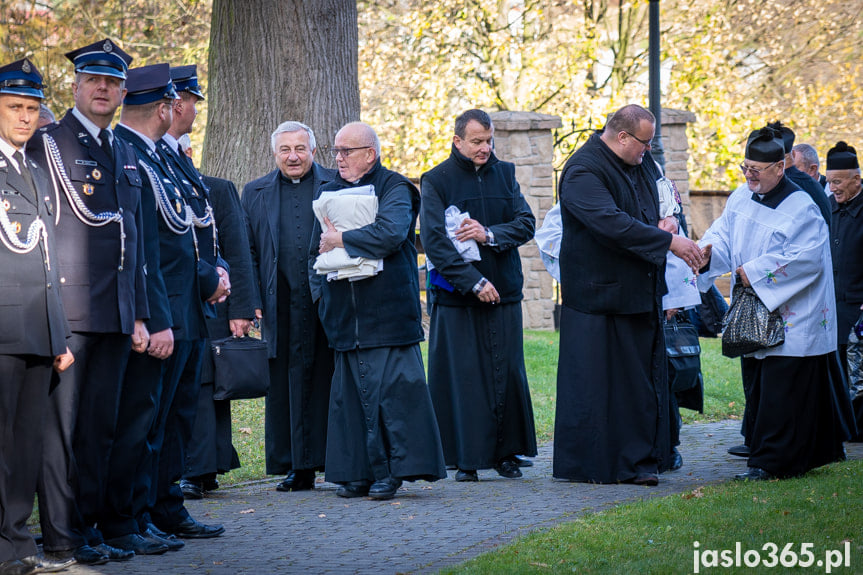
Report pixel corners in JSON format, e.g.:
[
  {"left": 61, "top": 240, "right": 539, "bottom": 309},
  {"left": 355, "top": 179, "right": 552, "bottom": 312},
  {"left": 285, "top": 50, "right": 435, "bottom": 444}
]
[
  {"left": 115, "top": 125, "right": 207, "bottom": 341},
  {"left": 242, "top": 163, "right": 334, "bottom": 356},
  {"left": 28, "top": 110, "right": 148, "bottom": 334},
  {"left": 0, "top": 150, "right": 68, "bottom": 356},
  {"left": 202, "top": 175, "right": 256, "bottom": 328}
]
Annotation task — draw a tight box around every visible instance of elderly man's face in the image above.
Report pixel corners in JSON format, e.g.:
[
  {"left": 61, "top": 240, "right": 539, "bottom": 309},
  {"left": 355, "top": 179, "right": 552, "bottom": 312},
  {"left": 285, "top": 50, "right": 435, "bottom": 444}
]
[
  {"left": 741, "top": 159, "right": 784, "bottom": 194},
  {"left": 0, "top": 94, "right": 41, "bottom": 148},
  {"left": 273, "top": 129, "right": 315, "bottom": 180},
  {"left": 333, "top": 126, "right": 375, "bottom": 182},
  {"left": 791, "top": 150, "right": 818, "bottom": 179},
  {"left": 826, "top": 170, "right": 862, "bottom": 204}
]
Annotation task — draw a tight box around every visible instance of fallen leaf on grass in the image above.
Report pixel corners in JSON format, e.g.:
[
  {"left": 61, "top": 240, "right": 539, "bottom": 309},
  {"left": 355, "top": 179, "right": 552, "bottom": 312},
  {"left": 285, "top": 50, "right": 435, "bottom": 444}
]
[
  {"left": 239, "top": 508, "right": 255, "bottom": 514},
  {"left": 529, "top": 562, "right": 550, "bottom": 568},
  {"left": 681, "top": 487, "right": 704, "bottom": 500},
  {"left": 239, "top": 427, "right": 252, "bottom": 434}
]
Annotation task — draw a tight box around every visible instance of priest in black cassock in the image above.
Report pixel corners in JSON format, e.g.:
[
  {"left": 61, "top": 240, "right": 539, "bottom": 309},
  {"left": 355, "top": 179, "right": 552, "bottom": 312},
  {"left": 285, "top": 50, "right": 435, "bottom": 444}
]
[
  {"left": 420, "top": 109, "right": 537, "bottom": 482},
  {"left": 243, "top": 121, "right": 335, "bottom": 492},
  {"left": 553, "top": 104, "right": 704, "bottom": 486}
]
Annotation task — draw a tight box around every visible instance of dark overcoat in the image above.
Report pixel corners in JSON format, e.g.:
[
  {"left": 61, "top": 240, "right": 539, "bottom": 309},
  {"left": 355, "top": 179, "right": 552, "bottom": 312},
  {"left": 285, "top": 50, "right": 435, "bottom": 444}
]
[{"left": 243, "top": 163, "right": 335, "bottom": 473}]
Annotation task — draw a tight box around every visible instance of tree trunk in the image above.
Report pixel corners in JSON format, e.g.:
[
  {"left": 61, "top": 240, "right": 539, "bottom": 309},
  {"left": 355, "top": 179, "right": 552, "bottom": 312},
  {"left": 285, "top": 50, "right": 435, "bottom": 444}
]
[{"left": 202, "top": 0, "right": 360, "bottom": 187}]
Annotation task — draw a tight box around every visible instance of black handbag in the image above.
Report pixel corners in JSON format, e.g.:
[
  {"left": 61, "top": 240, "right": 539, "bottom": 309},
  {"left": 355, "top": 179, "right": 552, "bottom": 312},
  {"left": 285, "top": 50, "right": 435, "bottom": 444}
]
[
  {"left": 211, "top": 335, "right": 270, "bottom": 400},
  {"left": 664, "top": 316, "right": 702, "bottom": 394},
  {"left": 721, "top": 279, "right": 785, "bottom": 358}
]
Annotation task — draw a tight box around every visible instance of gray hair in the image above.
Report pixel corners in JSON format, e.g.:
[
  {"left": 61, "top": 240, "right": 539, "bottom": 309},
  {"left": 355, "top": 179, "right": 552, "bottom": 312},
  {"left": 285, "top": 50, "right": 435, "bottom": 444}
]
[
  {"left": 39, "top": 104, "right": 55, "bottom": 124},
  {"left": 792, "top": 143, "right": 819, "bottom": 169},
  {"left": 271, "top": 121, "right": 316, "bottom": 153}
]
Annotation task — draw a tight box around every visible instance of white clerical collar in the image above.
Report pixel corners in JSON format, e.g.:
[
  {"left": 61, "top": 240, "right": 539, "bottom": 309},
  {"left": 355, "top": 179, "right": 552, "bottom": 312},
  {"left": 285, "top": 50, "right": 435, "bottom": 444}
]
[
  {"left": 0, "top": 138, "right": 24, "bottom": 172},
  {"left": 162, "top": 132, "right": 180, "bottom": 154},
  {"left": 71, "top": 106, "right": 112, "bottom": 146},
  {"left": 117, "top": 123, "right": 157, "bottom": 154}
]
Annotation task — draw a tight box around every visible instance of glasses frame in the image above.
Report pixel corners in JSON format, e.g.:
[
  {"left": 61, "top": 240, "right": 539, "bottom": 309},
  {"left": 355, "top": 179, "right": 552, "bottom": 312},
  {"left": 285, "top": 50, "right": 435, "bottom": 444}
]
[
  {"left": 739, "top": 161, "right": 779, "bottom": 176},
  {"left": 622, "top": 130, "right": 653, "bottom": 148},
  {"left": 329, "top": 146, "right": 371, "bottom": 159}
]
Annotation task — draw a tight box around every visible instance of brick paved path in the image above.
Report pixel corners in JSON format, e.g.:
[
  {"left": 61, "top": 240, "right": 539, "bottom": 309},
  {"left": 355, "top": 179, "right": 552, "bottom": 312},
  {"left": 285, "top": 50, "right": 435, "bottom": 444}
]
[{"left": 62, "top": 420, "right": 861, "bottom": 575}]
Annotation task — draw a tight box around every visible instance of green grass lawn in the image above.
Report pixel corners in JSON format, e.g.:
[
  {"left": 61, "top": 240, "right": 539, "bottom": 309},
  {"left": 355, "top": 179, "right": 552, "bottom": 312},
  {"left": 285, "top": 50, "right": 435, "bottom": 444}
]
[
  {"left": 225, "top": 331, "right": 744, "bottom": 484},
  {"left": 445, "top": 460, "right": 863, "bottom": 574}
]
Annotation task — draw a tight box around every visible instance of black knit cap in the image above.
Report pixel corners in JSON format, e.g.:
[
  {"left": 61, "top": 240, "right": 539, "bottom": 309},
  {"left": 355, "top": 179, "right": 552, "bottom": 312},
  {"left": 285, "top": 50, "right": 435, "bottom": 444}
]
[
  {"left": 826, "top": 141, "right": 859, "bottom": 170},
  {"left": 745, "top": 126, "right": 785, "bottom": 163},
  {"left": 766, "top": 121, "right": 795, "bottom": 154}
]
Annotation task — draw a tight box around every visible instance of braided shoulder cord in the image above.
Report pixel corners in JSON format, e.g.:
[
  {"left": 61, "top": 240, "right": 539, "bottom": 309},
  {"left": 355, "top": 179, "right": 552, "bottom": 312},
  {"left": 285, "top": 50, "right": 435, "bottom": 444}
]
[
  {"left": 0, "top": 202, "right": 50, "bottom": 269},
  {"left": 43, "top": 133, "right": 126, "bottom": 270},
  {"left": 138, "top": 160, "right": 193, "bottom": 235}
]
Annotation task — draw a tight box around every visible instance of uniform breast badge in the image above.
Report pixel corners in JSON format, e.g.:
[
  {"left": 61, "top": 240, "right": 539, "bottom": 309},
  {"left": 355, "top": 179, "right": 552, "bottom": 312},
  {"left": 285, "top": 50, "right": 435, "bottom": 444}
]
[{"left": 83, "top": 183, "right": 95, "bottom": 196}]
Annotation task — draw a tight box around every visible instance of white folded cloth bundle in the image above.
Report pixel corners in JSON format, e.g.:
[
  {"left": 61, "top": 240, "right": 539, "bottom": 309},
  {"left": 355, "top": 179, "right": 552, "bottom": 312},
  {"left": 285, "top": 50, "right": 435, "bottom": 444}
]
[{"left": 312, "top": 185, "right": 383, "bottom": 281}]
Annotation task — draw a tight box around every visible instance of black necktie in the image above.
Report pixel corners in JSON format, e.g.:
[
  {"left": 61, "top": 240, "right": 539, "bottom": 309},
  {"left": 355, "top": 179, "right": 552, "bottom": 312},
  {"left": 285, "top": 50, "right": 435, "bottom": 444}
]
[
  {"left": 99, "top": 128, "right": 114, "bottom": 163},
  {"left": 13, "top": 151, "right": 35, "bottom": 192}
]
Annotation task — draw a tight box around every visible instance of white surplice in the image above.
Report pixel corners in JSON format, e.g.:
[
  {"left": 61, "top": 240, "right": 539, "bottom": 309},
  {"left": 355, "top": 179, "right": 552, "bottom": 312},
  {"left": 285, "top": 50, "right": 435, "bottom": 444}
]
[{"left": 697, "top": 183, "right": 836, "bottom": 358}]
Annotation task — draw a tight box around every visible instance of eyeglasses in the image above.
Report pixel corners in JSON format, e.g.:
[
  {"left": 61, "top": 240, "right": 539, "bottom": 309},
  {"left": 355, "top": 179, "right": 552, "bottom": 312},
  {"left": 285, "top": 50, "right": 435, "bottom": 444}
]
[
  {"left": 623, "top": 131, "right": 652, "bottom": 148},
  {"left": 329, "top": 146, "right": 370, "bottom": 158},
  {"left": 739, "top": 161, "right": 779, "bottom": 176}
]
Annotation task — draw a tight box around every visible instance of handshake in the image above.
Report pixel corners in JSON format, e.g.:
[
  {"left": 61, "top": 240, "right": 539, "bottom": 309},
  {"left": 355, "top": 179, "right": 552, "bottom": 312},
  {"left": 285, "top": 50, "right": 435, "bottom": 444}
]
[{"left": 659, "top": 215, "right": 710, "bottom": 274}]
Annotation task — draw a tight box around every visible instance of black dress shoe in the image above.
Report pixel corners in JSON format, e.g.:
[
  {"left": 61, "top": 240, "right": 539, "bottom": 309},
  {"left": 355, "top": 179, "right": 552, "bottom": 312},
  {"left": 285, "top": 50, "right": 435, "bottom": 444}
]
[
  {"left": 180, "top": 478, "right": 204, "bottom": 499},
  {"left": 670, "top": 448, "right": 684, "bottom": 471},
  {"left": 105, "top": 533, "right": 168, "bottom": 555},
  {"left": 455, "top": 469, "right": 478, "bottom": 482},
  {"left": 162, "top": 517, "right": 225, "bottom": 539},
  {"left": 0, "top": 559, "right": 36, "bottom": 575},
  {"left": 92, "top": 542, "right": 135, "bottom": 562},
  {"left": 632, "top": 472, "right": 659, "bottom": 486},
  {"left": 276, "top": 469, "right": 315, "bottom": 492},
  {"left": 514, "top": 455, "right": 534, "bottom": 467},
  {"left": 20, "top": 553, "right": 76, "bottom": 573},
  {"left": 368, "top": 476, "right": 403, "bottom": 500},
  {"left": 734, "top": 467, "right": 775, "bottom": 481},
  {"left": 727, "top": 444, "right": 750, "bottom": 457},
  {"left": 143, "top": 527, "right": 185, "bottom": 551},
  {"left": 68, "top": 545, "right": 109, "bottom": 565},
  {"left": 495, "top": 458, "right": 523, "bottom": 479},
  {"left": 336, "top": 480, "right": 371, "bottom": 498}
]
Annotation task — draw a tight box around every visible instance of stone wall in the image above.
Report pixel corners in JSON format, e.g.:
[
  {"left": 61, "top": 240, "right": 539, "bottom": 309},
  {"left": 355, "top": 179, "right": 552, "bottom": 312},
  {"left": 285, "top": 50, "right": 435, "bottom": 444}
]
[
  {"left": 660, "top": 108, "right": 696, "bottom": 212},
  {"left": 490, "top": 111, "right": 561, "bottom": 330}
]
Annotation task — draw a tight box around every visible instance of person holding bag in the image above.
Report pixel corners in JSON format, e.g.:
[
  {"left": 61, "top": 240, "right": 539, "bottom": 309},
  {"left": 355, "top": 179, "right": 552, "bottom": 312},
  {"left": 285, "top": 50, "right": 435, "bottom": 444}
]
[{"left": 697, "top": 125, "right": 854, "bottom": 480}]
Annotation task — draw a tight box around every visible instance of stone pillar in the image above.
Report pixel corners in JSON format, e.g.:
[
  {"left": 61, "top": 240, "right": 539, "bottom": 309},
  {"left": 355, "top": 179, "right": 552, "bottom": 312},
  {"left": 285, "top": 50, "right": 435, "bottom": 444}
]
[
  {"left": 490, "top": 111, "right": 562, "bottom": 331},
  {"left": 660, "top": 108, "right": 696, "bottom": 214}
]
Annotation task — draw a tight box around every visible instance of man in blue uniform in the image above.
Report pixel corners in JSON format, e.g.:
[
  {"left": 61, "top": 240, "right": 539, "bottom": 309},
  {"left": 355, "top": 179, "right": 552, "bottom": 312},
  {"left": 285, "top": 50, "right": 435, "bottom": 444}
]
[
  {"left": 162, "top": 65, "right": 251, "bottom": 498},
  {"left": 29, "top": 38, "right": 149, "bottom": 565},
  {"left": 104, "top": 64, "right": 225, "bottom": 554},
  {"left": 0, "top": 57, "right": 75, "bottom": 575}
]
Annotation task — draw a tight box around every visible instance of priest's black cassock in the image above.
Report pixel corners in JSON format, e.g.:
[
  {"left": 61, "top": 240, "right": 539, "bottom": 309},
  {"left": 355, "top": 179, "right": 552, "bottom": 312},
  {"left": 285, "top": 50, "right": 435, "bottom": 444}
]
[{"left": 554, "top": 133, "right": 673, "bottom": 483}]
